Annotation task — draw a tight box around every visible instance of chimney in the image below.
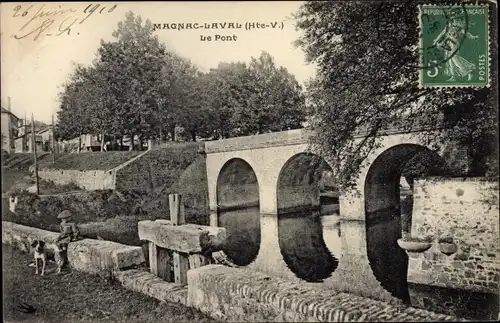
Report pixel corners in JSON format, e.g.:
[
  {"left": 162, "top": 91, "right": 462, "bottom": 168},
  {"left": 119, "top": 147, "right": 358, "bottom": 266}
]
[{"left": 7, "top": 96, "right": 11, "bottom": 111}]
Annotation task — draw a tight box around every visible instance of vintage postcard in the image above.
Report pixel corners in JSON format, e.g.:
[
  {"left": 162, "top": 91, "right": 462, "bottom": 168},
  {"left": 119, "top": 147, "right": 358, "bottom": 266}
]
[{"left": 1, "top": 1, "right": 498, "bottom": 322}]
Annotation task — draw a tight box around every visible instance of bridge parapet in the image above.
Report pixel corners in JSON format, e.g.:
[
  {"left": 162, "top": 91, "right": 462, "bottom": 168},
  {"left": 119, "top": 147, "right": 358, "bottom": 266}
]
[
  {"left": 204, "top": 128, "right": 312, "bottom": 154},
  {"left": 204, "top": 126, "right": 444, "bottom": 154}
]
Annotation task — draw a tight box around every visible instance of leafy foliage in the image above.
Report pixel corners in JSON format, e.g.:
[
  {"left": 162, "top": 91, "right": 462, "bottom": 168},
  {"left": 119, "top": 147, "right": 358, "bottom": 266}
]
[
  {"left": 56, "top": 12, "right": 307, "bottom": 147},
  {"left": 295, "top": 0, "right": 498, "bottom": 190}
]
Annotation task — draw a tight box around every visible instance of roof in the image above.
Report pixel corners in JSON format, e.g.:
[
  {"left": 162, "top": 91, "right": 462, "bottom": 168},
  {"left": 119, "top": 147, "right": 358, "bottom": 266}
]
[
  {"left": 37, "top": 127, "right": 52, "bottom": 134},
  {"left": 13, "top": 133, "right": 43, "bottom": 141},
  {"left": 12, "top": 127, "right": 51, "bottom": 140},
  {"left": 1, "top": 106, "right": 21, "bottom": 120}
]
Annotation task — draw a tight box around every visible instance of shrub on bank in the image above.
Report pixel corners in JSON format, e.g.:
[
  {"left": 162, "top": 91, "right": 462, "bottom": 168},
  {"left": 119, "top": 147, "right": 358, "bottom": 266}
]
[
  {"left": 38, "top": 179, "right": 82, "bottom": 194},
  {"left": 3, "top": 146, "right": 211, "bottom": 246},
  {"left": 3, "top": 190, "right": 145, "bottom": 228},
  {"left": 3, "top": 187, "right": 209, "bottom": 247}
]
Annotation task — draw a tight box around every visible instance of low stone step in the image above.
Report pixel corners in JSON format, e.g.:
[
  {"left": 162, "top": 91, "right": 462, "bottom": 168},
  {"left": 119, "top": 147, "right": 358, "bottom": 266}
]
[{"left": 187, "top": 265, "right": 467, "bottom": 322}]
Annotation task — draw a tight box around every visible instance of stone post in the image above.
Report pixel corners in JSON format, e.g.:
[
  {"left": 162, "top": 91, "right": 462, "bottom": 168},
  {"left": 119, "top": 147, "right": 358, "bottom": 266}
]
[
  {"left": 209, "top": 210, "right": 218, "bottom": 227},
  {"left": 169, "top": 194, "right": 189, "bottom": 285}
]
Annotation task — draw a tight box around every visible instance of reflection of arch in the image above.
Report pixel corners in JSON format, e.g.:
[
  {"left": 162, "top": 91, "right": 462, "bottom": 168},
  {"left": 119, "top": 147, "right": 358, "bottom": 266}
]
[
  {"left": 216, "top": 158, "right": 260, "bottom": 266},
  {"left": 277, "top": 152, "right": 338, "bottom": 282},
  {"left": 364, "top": 144, "right": 448, "bottom": 303}
]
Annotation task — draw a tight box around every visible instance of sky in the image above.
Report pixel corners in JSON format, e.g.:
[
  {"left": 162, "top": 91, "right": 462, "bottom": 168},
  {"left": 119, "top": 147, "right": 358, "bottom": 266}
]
[{"left": 1, "top": 1, "right": 317, "bottom": 123}]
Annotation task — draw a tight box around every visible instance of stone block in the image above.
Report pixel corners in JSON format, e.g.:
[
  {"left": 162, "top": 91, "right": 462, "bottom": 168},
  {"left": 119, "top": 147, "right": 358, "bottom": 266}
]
[
  {"left": 113, "top": 269, "right": 187, "bottom": 305},
  {"left": 2, "top": 221, "right": 60, "bottom": 256},
  {"left": 138, "top": 220, "right": 226, "bottom": 253},
  {"left": 2, "top": 221, "right": 145, "bottom": 274},
  {"left": 68, "top": 239, "right": 145, "bottom": 274},
  {"left": 187, "top": 265, "right": 462, "bottom": 322}
]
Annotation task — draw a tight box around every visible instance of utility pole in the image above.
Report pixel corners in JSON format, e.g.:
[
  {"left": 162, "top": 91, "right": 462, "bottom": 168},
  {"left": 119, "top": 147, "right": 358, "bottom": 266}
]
[
  {"left": 52, "top": 114, "right": 56, "bottom": 164},
  {"left": 31, "top": 114, "right": 40, "bottom": 195},
  {"left": 24, "top": 113, "right": 27, "bottom": 152}
]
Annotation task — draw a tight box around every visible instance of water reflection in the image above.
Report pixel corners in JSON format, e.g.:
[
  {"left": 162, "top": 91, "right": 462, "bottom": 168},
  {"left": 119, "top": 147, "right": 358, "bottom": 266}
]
[
  {"left": 218, "top": 206, "right": 261, "bottom": 266},
  {"left": 278, "top": 209, "right": 339, "bottom": 282},
  {"left": 366, "top": 207, "right": 410, "bottom": 304},
  {"left": 218, "top": 202, "right": 498, "bottom": 320}
]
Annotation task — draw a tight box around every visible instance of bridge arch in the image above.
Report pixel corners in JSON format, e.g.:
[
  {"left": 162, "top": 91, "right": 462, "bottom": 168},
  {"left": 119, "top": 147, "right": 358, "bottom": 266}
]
[
  {"left": 364, "top": 143, "right": 449, "bottom": 303},
  {"left": 216, "top": 158, "right": 261, "bottom": 266},
  {"left": 277, "top": 152, "right": 339, "bottom": 282}
]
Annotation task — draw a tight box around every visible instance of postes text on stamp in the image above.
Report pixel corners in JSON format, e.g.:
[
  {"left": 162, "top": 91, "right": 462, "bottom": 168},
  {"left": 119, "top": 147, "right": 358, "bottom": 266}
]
[{"left": 419, "top": 4, "right": 489, "bottom": 88}]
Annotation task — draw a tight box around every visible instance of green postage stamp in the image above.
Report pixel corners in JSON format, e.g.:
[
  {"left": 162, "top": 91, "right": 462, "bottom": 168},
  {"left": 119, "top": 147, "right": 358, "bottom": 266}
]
[{"left": 419, "top": 4, "right": 490, "bottom": 88}]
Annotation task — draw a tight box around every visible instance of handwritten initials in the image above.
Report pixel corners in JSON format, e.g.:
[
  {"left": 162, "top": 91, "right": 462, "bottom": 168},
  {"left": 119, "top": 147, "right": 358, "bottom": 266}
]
[
  {"left": 12, "top": 3, "right": 117, "bottom": 41},
  {"left": 14, "top": 19, "right": 53, "bottom": 41}
]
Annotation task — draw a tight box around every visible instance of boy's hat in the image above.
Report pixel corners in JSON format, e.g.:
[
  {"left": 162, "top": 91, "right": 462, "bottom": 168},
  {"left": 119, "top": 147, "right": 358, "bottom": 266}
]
[{"left": 57, "top": 210, "right": 72, "bottom": 219}]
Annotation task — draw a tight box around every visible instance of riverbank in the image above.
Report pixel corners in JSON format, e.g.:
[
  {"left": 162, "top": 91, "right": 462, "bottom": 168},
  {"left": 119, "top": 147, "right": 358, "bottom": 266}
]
[{"left": 2, "top": 244, "right": 217, "bottom": 323}]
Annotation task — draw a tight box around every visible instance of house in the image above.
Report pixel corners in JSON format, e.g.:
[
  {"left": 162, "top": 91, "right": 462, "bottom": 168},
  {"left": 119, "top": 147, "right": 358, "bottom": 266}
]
[
  {"left": 81, "top": 134, "right": 101, "bottom": 151},
  {"left": 13, "top": 125, "right": 61, "bottom": 153},
  {"left": 14, "top": 130, "right": 44, "bottom": 153},
  {"left": 59, "top": 134, "right": 102, "bottom": 153},
  {"left": 1, "top": 99, "right": 23, "bottom": 154}
]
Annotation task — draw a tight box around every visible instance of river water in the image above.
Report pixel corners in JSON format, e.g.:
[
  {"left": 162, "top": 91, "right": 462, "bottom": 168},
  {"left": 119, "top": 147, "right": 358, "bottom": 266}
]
[{"left": 217, "top": 205, "right": 499, "bottom": 321}]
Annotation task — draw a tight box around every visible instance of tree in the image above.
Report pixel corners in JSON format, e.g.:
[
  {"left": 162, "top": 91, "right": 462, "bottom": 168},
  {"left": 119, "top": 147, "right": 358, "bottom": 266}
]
[
  {"left": 295, "top": 1, "right": 498, "bottom": 190},
  {"left": 205, "top": 52, "right": 308, "bottom": 138},
  {"left": 56, "top": 64, "right": 95, "bottom": 148},
  {"left": 206, "top": 62, "right": 252, "bottom": 139},
  {"left": 98, "top": 11, "right": 167, "bottom": 149},
  {"left": 171, "top": 70, "right": 214, "bottom": 142},
  {"left": 244, "top": 52, "right": 307, "bottom": 134},
  {"left": 57, "top": 12, "right": 171, "bottom": 150},
  {"left": 159, "top": 54, "right": 204, "bottom": 141}
]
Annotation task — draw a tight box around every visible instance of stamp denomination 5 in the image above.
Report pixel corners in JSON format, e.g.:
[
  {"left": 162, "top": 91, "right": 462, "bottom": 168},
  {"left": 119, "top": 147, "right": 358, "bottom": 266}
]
[{"left": 419, "top": 4, "right": 490, "bottom": 88}]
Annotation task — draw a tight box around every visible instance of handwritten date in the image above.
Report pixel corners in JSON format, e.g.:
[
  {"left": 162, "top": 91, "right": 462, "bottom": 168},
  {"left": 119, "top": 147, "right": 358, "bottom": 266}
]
[{"left": 12, "top": 3, "right": 117, "bottom": 41}]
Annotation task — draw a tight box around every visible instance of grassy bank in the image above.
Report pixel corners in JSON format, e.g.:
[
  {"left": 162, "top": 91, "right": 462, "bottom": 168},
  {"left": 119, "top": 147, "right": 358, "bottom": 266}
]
[
  {"left": 2, "top": 151, "right": 210, "bottom": 248},
  {"left": 37, "top": 151, "right": 143, "bottom": 170},
  {"left": 2, "top": 244, "right": 217, "bottom": 323},
  {"left": 1, "top": 167, "right": 32, "bottom": 194},
  {"left": 2, "top": 144, "right": 210, "bottom": 252}
]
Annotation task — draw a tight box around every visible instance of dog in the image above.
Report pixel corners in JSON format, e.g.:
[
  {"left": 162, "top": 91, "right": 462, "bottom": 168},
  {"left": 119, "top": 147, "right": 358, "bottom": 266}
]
[{"left": 30, "top": 240, "right": 47, "bottom": 276}]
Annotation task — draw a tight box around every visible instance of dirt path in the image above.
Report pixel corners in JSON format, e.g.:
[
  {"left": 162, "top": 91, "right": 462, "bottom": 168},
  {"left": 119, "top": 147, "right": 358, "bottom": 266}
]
[{"left": 2, "top": 244, "right": 217, "bottom": 323}]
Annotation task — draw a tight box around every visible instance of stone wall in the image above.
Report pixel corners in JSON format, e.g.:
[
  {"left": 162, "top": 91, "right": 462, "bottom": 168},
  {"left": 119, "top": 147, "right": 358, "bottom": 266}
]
[
  {"left": 35, "top": 143, "right": 201, "bottom": 193},
  {"left": 2, "top": 221, "right": 145, "bottom": 274},
  {"left": 187, "top": 264, "right": 463, "bottom": 322},
  {"left": 37, "top": 168, "right": 114, "bottom": 190},
  {"left": 408, "top": 177, "right": 500, "bottom": 294},
  {"left": 1, "top": 221, "right": 471, "bottom": 322},
  {"left": 112, "top": 151, "right": 151, "bottom": 192},
  {"left": 114, "top": 143, "right": 201, "bottom": 193}
]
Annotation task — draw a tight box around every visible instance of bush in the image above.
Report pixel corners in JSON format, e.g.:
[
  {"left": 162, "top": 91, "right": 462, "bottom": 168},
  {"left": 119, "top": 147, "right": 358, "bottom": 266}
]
[
  {"left": 5, "top": 189, "right": 150, "bottom": 225},
  {"left": 4, "top": 143, "right": 211, "bottom": 246},
  {"left": 38, "top": 179, "right": 82, "bottom": 194},
  {"left": 79, "top": 215, "right": 155, "bottom": 245},
  {"left": 2, "top": 192, "right": 60, "bottom": 231}
]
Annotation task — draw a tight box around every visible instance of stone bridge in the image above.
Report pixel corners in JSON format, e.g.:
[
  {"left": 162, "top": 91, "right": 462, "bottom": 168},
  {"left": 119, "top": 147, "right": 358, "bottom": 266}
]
[{"left": 204, "top": 127, "right": 470, "bottom": 304}]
